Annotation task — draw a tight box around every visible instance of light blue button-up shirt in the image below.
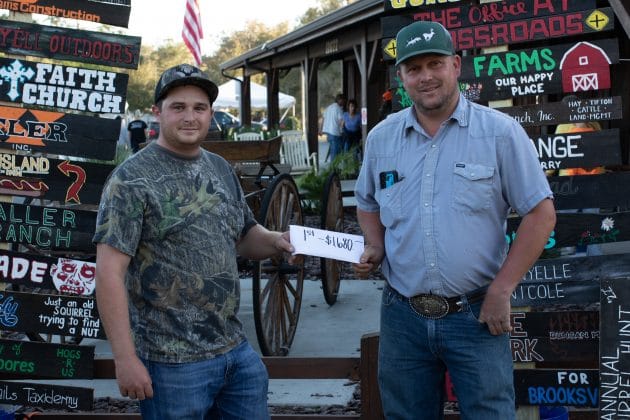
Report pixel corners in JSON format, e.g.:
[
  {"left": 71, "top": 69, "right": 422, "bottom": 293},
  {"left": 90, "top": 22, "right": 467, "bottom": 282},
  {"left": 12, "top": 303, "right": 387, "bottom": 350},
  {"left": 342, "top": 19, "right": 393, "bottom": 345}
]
[{"left": 355, "top": 95, "right": 552, "bottom": 297}]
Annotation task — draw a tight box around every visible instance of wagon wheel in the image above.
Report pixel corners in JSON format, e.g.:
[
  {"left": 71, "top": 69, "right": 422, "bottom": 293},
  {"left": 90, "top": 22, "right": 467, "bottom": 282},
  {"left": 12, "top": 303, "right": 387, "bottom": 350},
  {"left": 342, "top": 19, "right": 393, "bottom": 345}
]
[
  {"left": 252, "top": 173, "right": 304, "bottom": 356},
  {"left": 320, "top": 172, "right": 344, "bottom": 305}
]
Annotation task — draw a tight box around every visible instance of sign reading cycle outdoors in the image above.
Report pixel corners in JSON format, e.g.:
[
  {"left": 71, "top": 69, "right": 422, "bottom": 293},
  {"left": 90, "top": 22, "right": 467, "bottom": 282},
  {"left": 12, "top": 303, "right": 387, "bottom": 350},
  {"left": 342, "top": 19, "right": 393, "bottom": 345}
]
[
  {"left": 0, "top": 249, "right": 95, "bottom": 296},
  {"left": 0, "top": 150, "right": 114, "bottom": 204},
  {"left": 0, "top": 290, "right": 104, "bottom": 339},
  {"left": 0, "top": 58, "right": 128, "bottom": 113},
  {"left": 0, "top": 19, "right": 141, "bottom": 69},
  {"left": 0, "top": 380, "right": 93, "bottom": 410},
  {"left": 0, "top": 338, "right": 94, "bottom": 379},
  {"left": 0, "top": 202, "right": 96, "bottom": 252},
  {"left": 459, "top": 39, "right": 618, "bottom": 102},
  {"left": 0, "top": 105, "right": 118, "bottom": 161},
  {"left": 1, "top": 0, "right": 131, "bottom": 28}
]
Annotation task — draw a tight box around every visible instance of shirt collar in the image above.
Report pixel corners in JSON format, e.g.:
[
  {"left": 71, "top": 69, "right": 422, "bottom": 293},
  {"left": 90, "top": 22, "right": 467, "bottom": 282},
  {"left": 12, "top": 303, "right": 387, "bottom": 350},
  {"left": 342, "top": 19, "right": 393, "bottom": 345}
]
[{"left": 402, "top": 93, "right": 470, "bottom": 135}]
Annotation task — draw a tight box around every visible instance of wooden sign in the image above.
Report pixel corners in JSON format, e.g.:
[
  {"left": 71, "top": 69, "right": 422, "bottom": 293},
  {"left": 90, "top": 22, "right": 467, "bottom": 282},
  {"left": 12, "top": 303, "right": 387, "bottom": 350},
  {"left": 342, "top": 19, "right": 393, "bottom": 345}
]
[
  {"left": 507, "top": 211, "right": 630, "bottom": 250},
  {"left": 0, "top": 19, "right": 141, "bottom": 69},
  {"left": 382, "top": 8, "right": 615, "bottom": 59},
  {"left": 510, "top": 311, "right": 598, "bottom": 363},
  {"left": 0, "top": 380, "right": 93, "bottom": 410},
  {"left": 599, "top": 277, "right": 630, "bottom": 419},
  {"left": 0, "top": 249, "right": 95, "bottom": 296},
  {"left": 381, "top": 0, "right": 596, "bottom": 36},
  {"left": 514, "top": 369, "right": 599, "bottom": 408},
  {"left": 513, "top": 254, "right": 630, "bottom": 307},
  {"left": 0, "top": 151, "right": 114, "bottom": 204},
  {"left": 384, "top": 0, "right": 465, "bottom": 12},
  {"left": 547, "top": 172, "right": 630, "bottom": 211},
  {"left": 0, "top": 290, "right": 104, "bottom": 339},
  {"left": 0, "top": 202, "right": 96, "bottom": 252},
  {"left": 3, "top": 0, "right": 132, "bottom": 28},
  {"left": 0, "top": 338, "right": 94, "bottom": 379},
  {"left": 496, "top": 96, "right": 623, "bottom": 127},
  {"left": 0, "top": 105, "right": 118, "bottom": 160},
  {"left": 459, "top": 39, "right": 619, "bottom": 102},
  {"left": 0, "top": 57, "right": 128, "bottom": 113},
  {"left": 532, "top": 129, "right": 620, "bottom": 172}
]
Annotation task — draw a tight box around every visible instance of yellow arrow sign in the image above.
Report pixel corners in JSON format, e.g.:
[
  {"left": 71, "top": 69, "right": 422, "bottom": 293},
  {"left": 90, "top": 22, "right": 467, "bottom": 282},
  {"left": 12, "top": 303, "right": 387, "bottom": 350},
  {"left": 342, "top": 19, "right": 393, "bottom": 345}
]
[{"left": 384, "top": 39, "right": 397, "bottom": 59}]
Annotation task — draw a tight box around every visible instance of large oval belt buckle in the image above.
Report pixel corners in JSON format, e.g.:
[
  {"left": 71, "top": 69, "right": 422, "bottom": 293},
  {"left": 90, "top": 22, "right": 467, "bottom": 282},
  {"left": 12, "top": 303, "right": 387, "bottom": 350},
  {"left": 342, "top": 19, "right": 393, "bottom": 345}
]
[{"left": 410, "top": 294, "right": 449, "bottom": 319}]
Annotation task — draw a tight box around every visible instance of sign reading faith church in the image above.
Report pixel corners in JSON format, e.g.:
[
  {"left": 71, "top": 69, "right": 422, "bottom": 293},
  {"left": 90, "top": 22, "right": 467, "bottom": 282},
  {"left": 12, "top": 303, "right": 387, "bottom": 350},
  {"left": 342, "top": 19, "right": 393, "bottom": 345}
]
[
  {"left": 1, "top": 0, "right": 132, "bottom": 28},
  {"left": 0, "top": 58, "right": 128, "bottom": 113},
  {"left": 0, "top": 105, "right": 119, "bottom": 161},
  {"left": 0, "top": 19, "right": 141, "bottom": 69}
]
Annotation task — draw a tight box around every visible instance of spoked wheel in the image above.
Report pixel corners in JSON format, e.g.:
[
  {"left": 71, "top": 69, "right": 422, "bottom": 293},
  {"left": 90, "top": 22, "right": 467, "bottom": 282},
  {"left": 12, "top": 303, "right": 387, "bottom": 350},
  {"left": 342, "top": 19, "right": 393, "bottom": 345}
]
[
  {"left": 320, "top": 172, "right": 344, "bottom": 305},
  {"left": 252, "top": 173, "right": 304, "bottom": 356}
]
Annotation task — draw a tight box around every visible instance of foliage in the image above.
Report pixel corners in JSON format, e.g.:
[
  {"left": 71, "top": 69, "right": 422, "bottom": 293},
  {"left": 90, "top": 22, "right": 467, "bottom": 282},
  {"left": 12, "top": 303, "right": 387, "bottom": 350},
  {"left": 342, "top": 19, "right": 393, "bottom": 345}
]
[{"left": 296, "top": 148, "right": 361, "bottom": 213}]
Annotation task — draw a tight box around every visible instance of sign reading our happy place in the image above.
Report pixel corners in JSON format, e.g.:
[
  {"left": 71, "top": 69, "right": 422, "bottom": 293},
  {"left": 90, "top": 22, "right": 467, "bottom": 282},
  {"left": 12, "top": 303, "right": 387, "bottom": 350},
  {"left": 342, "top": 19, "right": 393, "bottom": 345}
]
[
  {"left": 0, "top": 58, "right": 128, "bottom": 114},
  {"left": 0, "top": 19, "right": 141, "bottom": 69}
]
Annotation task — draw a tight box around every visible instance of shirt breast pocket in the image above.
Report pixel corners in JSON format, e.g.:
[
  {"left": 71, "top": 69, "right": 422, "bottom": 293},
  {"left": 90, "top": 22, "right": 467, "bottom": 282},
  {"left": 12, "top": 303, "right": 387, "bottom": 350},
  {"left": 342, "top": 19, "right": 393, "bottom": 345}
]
[
  {"left": 375, "top": 180, "right": 404, "bottom": 228},
  {"left": 452, "top": 163, "right": 495, "bottom": 213}
]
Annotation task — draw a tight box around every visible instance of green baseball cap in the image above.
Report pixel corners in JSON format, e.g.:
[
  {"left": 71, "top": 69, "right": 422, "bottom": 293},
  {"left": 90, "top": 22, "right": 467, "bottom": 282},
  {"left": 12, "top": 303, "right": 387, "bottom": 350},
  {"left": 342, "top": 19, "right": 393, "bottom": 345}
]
[{"left": 395, "top": 21, "right": 455, "bottom": 66}]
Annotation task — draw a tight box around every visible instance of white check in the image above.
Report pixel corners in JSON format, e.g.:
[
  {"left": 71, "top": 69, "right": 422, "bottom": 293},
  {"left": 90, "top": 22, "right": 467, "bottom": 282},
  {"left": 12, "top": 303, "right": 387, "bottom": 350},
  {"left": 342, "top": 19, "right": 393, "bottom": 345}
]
[{"left": 289, "top": 225, "right": 365, "bottom": 263}]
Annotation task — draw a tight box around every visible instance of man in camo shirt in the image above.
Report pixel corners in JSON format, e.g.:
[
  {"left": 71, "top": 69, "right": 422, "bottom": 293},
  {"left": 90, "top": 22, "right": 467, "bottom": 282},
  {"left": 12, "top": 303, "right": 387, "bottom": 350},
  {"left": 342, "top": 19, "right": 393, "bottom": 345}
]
[{"left": 93, "top": 64, "right": 294, "bottom": 419}]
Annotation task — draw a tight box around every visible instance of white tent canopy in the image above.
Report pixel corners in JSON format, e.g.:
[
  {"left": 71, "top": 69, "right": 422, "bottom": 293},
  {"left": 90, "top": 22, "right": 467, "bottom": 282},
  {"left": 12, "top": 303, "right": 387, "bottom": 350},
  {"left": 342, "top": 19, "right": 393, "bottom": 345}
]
[{"left": 214, "top": 79, "right": 296, "bottom": 109}]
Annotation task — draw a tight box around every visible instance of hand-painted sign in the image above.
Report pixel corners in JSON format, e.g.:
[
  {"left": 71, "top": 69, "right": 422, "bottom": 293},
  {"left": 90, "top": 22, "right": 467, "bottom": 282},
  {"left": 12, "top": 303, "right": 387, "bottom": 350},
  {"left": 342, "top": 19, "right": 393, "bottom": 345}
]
[
  {"left": 382, "top": 7, "right": 615, "bottom": 58},
  {"left": 0, "top": 338, "right": 94, "bottom": 379},
  {"left": 0, "top": 105, "right": 118, "bottom": 160},
  {"left": 531, "top": 128, "right": 620, "bottom": 171},
  {"left": 2, "top": 0, "right": 131, "bottom": 28},
  {"left": 0, "top": 19, "right": 141, "bottom": 69},
  {"left": 0, "top": 202, "right": 96, "bottom": 252},
  {"left": 507, "top": 211, "right": 630, "bottom": 250},
  {"left": 0, "top": 151, "right": 114, "bottom": 204},
  {"left": 382, "top": 0, "right": 596, "bottom": 36},
  {"left": 599, "top": 277, "right": 630, "bottom": 419},
  {"left": 0, "top": 380, "right": 93, "bottom": 410},
  {"left": 514, "top": 369, "right": 599, "bottom": 408},
  {"left": 496, "top": 96, "right": 623, "bottom": 127},
  {"left": 0, "top": 249, "right": 95, "bottom": 296},
  {"left": 459, "top": 39, "right": 618, "bottom": 102},
  {"left": 0, "top": 290, "right": 104, "bottom": 339},
  {"left": 510, "top": 311, "right": 598, "bottom": 363},
  {"left": 384, "top": 0, "right": 464, "bottom": 12},
  {"left": 546, "top": 172, "right": 630, "bottom": 211},
  {"left": 0, "top": 58, "right": 128, "bottom": 113}
]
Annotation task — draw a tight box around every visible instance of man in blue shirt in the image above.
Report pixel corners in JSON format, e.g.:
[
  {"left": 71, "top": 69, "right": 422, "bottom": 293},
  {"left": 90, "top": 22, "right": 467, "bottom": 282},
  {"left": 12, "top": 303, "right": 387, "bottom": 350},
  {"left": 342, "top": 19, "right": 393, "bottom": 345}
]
[{"left": 353, "top": 21, "right": 555, "bottom": 419}]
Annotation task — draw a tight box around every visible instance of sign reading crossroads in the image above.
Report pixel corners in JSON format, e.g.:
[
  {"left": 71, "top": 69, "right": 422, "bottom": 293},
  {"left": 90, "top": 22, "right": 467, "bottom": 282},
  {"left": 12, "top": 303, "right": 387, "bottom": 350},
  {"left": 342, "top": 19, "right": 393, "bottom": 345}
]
[{"left": 0, "top": 0, "right": 131, "bottom": 28}]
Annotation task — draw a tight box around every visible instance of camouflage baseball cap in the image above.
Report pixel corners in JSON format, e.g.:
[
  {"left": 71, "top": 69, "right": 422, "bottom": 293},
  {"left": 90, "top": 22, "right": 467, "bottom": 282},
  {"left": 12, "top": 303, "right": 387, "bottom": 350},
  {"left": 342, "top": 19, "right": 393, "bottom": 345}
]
[
  {"left": 395, "top": 21, "right": 455, "bottom": 66},
  {"left": 154, "top": 64, "right": 219, "bottom": 104}
]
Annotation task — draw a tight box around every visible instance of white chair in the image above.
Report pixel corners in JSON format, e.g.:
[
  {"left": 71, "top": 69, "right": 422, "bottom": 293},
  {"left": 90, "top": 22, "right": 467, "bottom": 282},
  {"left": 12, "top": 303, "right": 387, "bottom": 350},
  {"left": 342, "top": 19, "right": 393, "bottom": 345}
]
[
  {"left": 234, "top": 132, "right": 263, "bottom": 141},
  {"left": 280, "top": 130, "right": 318, "bottom": 175}
]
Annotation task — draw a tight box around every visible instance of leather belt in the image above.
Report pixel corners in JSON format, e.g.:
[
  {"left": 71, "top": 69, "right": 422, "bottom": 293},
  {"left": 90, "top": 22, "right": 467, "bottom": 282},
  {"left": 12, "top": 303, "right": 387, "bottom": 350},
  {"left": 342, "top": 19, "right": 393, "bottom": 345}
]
[{"left": 387, "top": 284, "right": 486, "bottom": 319}]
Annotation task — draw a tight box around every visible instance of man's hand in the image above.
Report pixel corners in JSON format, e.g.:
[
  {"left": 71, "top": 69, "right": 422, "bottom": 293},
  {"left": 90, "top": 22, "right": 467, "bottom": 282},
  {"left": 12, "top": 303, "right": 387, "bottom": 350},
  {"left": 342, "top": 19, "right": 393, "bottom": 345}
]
[
  {"left": 478, "top": 287, "right": 513, "bottom": 336},
  {"left": 352, "top": 244, "right": 384, "bottom": 279},
  {"left": 114, "top": 355, "right": 153, "bottom": 400}
]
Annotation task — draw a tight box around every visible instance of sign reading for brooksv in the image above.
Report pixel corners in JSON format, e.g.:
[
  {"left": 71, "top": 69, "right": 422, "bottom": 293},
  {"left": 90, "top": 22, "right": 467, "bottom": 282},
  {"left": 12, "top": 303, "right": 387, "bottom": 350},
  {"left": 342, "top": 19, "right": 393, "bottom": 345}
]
[
  {"left": 0, "top": 105, "right": 118, "bottom": 161},
  {"left": 1, "top": 0, "right": 131, "bottom": 28},
  {"left": 0, "top": 19, "right": 141, "bottom": 69},
  {"left": 0, "top": 58, "right": 128, "bottom": 113}
]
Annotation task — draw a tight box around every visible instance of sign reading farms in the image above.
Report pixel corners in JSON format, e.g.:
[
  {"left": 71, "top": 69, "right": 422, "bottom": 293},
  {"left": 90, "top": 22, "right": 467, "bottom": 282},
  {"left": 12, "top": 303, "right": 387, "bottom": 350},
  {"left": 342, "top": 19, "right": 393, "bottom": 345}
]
[
  {"left": 0, "top": 19, "right": 141, "bottom": 69},
  {"left": 0, "top": 58, "right": 128, "bottom": 113},
  {"left": 2, "top": 0, "right": 131, "bottom": 28},
  {"left": 460, "top": 39, "right": 618, "bottom": 101},
  {"left": 0, "top": 150, "right": 114, "bottom": 204},
  {"left": 0, "top": 105, "right": 119, "bottom": 160}
]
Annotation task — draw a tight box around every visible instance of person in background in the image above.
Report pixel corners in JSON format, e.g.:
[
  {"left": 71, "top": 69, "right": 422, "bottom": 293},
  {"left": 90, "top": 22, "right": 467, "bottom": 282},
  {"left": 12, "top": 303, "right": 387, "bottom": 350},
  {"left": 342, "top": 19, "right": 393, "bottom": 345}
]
[
  {"left": 94, "top": 64, "right": 295, "bottom": 420},
  {"left": 353, "top": 21, "right": 556, "bottom": 419},
  {"left": 127, "top": 117, "right": 147, "bottom": 153},
  {"left": 342, "top": 99, "right": 362, "bottom": 158},
  {"left": 320, "top": 93, "right": 345, "bottom": 161}
]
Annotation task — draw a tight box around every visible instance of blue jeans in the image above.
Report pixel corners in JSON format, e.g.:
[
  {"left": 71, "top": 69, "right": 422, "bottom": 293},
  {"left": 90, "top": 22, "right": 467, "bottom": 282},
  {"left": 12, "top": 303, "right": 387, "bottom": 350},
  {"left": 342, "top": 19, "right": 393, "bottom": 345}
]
[
  {"left": 378, "top": 284, "right": 515, "bottom": 420},
  {"left": 326, "top": 134, "right": 342, "bottom": 161},
  {"left": 139, "top": 340, "right": 270, "bottom": 420}
]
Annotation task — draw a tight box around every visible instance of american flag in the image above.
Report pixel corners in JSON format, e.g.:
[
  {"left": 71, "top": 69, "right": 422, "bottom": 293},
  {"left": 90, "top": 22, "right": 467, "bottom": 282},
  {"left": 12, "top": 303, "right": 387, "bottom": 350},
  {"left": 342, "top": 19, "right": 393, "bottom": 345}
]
[{"left": 182, "top": 0, "right": 203, "bottom": 66}]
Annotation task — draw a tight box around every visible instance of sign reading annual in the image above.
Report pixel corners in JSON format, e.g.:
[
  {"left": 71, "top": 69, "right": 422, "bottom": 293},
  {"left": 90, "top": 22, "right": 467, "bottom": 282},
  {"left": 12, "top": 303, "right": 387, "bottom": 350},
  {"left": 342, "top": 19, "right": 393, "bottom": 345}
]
[{"left": 0, "top": 19, "right": 141, "bottom": 69}]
